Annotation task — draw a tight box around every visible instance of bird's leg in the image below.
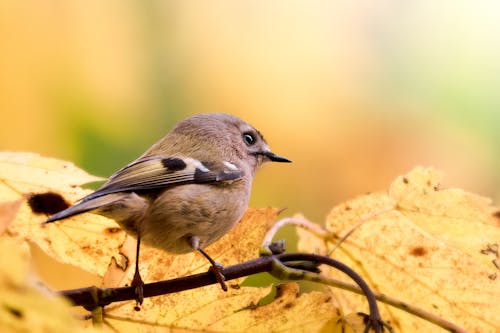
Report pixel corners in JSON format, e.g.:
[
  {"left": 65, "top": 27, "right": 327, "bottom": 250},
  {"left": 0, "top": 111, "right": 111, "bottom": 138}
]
[
  {"left": 131, "top": 233, "right": 144, "bottom": 309},
  {"left": 189, "top": 236, "right": 228, "bottom": 291}
]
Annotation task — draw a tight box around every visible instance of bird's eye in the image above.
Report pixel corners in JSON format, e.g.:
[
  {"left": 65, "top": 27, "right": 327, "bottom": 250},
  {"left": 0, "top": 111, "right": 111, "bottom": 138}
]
[{"left": 243, "top": 132, "right": 256, "bottom": 146}]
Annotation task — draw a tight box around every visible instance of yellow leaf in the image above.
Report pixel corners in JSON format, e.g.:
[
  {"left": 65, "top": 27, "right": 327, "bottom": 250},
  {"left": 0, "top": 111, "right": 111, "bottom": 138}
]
[
  {"left": 0, "top": 152, "right": 126, "bottom": 277},
  {"left": 0, "top": 152, "right": 103, "bottom": 194},
  {"left": 104, "top": 283, "right": 340, "bottom": 333},
  {"left": 390, "top": 166, "right": 499, "bottom": 269},
  {"left": 0, "top": 238, "right": 87, "bottom": 333},
  {"left": 207, "top": 283, "right": 339, "bottom": 333},
  {"left": 298, "top": 167, "right": 499, "bottom": 332},
  {"left": 0, "top": 199, "right": 23, "bottom": 234}
]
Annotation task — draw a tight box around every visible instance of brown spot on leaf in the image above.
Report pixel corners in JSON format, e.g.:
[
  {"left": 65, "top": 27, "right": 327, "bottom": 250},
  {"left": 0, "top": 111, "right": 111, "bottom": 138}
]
[
  {"left": 493, "top": 258, "right": 500, "bottom": 270},
  {"left": 480, "top": 243, "right": 498, "bottom": 256},
  {"left": 27, "top": 192, "right": 70, "bottom": 215},
  {"left": 402, "top": 177, "right": 409, "bottom": 184},
  {"left": 493, "top": 210, "right": 500, "bottom": 220},
  {"left": 104, "top": 227, "right": 122, "bottom": 235},
  {"left": 275, "top": 284, "right": 293, "bottom": 299},
  {"left": 244, "top": 302, "right": 259, "bottom": 310},
  {"left": 3, "top": 305, "right": 23, "bottom": 319},
  {"left": 409, "top": 246, "right": 427, "bottom": 257}
]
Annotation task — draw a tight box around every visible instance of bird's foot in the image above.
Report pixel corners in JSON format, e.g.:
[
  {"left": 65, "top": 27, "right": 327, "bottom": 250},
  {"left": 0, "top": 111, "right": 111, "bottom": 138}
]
[
  {"left": 131, "top": 269, "right": 144, "bottom": 311},
  {"left": 208, "top": 261, "right": 228, "bottom": 291}
]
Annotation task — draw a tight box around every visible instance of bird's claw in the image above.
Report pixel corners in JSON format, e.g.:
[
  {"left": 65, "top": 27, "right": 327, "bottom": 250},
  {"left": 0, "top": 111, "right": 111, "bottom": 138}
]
[
  {"left": 209, "top": 262, "right": 228, "bottom": 291},
  {"left": 131, "top": 269, "right": 144, "bottom": 310}
]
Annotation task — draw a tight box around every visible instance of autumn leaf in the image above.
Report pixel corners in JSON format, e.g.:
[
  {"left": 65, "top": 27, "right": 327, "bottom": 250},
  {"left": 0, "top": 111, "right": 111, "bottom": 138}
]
[
  {"left": 0, "top": 199, "right": 23, "bottom": 235},
  {"left": 298, "top": 166, "right": 500, "bottom": 333},
  {"left": 0, "top": 152, "right": 125, "bottom": 277},
  {"left": 0, "top": 237, "right": 87, "bottom": 333},
  {"left": 101, "top": 282, "right": 342, "bottom": 333}
]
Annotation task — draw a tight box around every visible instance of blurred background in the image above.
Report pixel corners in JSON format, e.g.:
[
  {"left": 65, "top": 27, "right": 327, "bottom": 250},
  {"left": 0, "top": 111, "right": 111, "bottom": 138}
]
[{"left": 1, "top": 1, "right": 500, "bottom": 226}]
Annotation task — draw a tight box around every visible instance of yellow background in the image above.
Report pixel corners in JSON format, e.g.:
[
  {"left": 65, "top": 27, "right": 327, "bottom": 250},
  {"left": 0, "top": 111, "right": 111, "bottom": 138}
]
[{"left": 1, "top": 1, "right": 499, "bottom": 224}]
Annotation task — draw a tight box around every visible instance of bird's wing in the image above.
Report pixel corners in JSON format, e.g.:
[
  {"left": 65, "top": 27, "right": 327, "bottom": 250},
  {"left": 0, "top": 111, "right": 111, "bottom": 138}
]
[{"left": 82, "top": 156, "right": 244, "bottom": 202}]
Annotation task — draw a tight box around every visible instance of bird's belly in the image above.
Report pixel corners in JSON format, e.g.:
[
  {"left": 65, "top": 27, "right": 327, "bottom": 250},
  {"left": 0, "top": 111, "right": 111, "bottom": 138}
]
[{"left": 139, "top": 183, "right": 250, "bottom": 254}]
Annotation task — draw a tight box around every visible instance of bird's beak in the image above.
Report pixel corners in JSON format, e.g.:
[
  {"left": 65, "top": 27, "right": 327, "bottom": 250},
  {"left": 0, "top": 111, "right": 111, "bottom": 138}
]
[{"left": 263, "top": 151, "right": 292, "bottom": 163}]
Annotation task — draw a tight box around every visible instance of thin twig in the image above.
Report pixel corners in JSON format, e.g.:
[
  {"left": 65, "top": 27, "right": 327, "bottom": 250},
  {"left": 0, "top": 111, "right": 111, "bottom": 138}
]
[{"left": 261, "top": 216, "right": 330, "bottom": 249}]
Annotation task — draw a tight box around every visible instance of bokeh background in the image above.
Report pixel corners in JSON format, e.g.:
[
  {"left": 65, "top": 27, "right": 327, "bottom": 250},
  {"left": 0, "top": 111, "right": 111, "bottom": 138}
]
[{"left": 2, "top": 1, "right": 500, "bottom": 226}]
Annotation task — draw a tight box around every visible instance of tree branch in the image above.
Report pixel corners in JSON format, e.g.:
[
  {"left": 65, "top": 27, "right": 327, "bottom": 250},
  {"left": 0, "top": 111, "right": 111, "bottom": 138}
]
[
  {"left": 59, "top": 252, "right": 384, "bottom": 333},
  {"left": 61, "top": 254, "right": 274, "bottom": 309}
]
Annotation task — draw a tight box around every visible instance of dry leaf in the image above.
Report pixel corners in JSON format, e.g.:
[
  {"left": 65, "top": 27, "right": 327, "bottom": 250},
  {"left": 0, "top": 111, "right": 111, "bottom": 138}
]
[
  {"left": 298, "top": 166, "right": 500, "bottom": 332},
  {"left": 104, "top": 283, "right": 340, "bottom": 333},
  {"left": 0, "top": 238, "right": 86, "bottom": 333},
  {"left": 0, "top": 199, "right": 23, "bottom": 234},
  {"left": 390, "top": 167, "right": 499, "bottom": 269},
  {"left": 0, "top": 152, "right": 126, "bottom": 277},
  {"left": 205, "top": 283, "right": 339, "bottom": 333}
]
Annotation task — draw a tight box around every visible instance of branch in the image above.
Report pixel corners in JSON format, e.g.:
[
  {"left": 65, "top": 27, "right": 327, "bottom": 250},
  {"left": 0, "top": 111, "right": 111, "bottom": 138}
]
[
  {"left": 61, "top": 254, "right": 273, "bottom": 309},
  {"left": 59, "top": 252, "right": 385, "bottom": 332}
]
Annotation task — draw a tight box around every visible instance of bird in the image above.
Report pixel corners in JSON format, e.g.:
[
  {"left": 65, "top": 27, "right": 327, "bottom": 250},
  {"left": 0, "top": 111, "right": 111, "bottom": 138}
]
[{"left": 44, "top": 112, "right": 291, "bottom": 305}]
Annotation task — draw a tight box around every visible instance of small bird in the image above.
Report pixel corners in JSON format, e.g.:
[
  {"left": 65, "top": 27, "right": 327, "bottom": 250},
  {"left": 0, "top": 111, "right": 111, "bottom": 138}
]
[{"left": 45, "top": 112, "right": 290, "bottom": 304}]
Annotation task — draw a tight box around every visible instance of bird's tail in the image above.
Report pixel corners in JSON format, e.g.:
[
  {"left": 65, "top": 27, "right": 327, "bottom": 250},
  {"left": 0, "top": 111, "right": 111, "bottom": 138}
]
[{"left": 44, "top": 194, "right": 123, "bottom": 224}]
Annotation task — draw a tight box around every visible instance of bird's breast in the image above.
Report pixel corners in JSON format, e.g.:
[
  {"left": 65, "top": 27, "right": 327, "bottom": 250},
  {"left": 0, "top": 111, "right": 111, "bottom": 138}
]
[{"left": 138, "top": 180, "right": 251, "bottom": 253}]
